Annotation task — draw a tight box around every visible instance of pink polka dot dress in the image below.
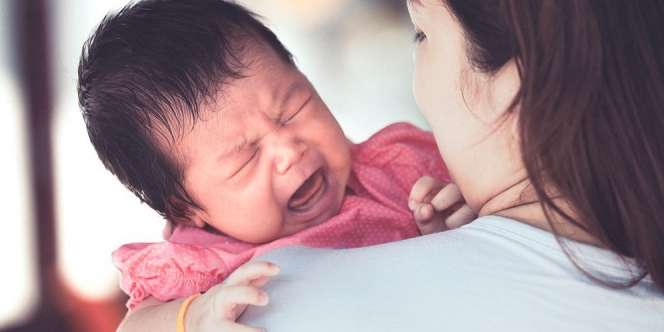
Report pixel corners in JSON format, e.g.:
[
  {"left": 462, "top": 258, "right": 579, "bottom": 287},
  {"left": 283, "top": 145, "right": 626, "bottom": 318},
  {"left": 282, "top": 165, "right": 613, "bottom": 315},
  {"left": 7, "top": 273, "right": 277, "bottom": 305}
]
[{"left": 113, "top": 122, "right": 449, "bottom": 308}]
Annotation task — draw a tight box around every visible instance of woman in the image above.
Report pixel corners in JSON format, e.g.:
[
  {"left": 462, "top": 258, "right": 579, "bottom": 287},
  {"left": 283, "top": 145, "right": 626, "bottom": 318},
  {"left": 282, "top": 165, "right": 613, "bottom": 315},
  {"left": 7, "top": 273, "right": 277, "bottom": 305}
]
[
  {"left": 238, "top": 0, "right": 664, "bottom": 330},
  {"left": 407, "top": 0, "right": 664, "bottom": 286}
]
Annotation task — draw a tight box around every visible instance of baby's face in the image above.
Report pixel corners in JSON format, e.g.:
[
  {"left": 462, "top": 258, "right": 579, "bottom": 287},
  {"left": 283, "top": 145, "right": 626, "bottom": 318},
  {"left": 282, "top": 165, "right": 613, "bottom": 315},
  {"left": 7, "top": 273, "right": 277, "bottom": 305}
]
[{"left": 175, "top": 49, "right": 351, "bottom": 244}]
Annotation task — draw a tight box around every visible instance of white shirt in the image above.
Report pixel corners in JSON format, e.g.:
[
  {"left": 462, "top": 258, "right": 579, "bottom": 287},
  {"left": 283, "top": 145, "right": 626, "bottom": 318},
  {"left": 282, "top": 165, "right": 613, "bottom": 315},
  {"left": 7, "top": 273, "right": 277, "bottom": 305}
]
[{"left": 240, "top": 215, "right": 664, "bottom": 331}]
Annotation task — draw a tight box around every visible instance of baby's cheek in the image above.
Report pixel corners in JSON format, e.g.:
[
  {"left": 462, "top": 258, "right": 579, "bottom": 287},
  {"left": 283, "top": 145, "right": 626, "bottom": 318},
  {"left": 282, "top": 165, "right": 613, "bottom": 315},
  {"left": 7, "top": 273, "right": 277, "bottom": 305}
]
[
  {"left": 235, "top": 205, "right": 285, "bottom": 243},
  {"left": 204, "top": 187, "right": 281, "bottom": 243},
  {"left": 330, "top": 144, "right": 351, "bottom": 183}
]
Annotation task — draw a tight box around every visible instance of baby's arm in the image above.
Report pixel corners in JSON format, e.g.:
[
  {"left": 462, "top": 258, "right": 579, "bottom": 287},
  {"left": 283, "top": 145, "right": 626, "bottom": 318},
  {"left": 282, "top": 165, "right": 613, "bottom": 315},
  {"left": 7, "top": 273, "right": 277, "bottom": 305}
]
[
  {"left": 408, "top": 176, "right": 476, "bottom": 234},
  {"left": 117, "top": 261, "right": 279, "bottom": 332}
]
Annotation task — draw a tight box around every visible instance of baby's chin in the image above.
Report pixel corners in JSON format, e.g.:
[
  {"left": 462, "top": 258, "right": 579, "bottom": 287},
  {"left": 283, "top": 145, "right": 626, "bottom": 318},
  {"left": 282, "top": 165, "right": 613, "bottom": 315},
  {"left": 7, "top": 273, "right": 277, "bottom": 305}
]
[{"left": 229, "top": 200, "right": 343, "bottom": 245}]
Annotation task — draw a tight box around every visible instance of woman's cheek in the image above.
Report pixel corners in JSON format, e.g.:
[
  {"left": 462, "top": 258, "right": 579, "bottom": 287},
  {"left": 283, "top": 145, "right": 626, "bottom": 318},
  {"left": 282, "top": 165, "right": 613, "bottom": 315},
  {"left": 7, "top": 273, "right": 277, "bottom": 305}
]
[
  {"left": 412, "top": 51, "right": 425, "bottom": 109},
  {"left": 412, "top": 49, "right": 436, "bottom": 118}
]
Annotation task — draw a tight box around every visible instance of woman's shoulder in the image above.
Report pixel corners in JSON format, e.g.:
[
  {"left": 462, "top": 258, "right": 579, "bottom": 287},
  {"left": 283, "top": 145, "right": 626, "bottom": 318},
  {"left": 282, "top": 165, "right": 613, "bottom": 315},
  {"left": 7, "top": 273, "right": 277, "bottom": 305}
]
[{"left": 240, "top": 215, "right": 664, "bottom": 331}]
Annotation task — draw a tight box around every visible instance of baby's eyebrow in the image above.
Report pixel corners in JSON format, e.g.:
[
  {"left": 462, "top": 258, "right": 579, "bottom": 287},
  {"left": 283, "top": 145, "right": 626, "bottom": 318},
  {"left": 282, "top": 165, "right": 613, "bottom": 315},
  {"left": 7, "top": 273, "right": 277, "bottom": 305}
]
[
  {"left": 278, "top": 81, "right": 308, "bottom": 110},
  {"left": 216, "top": 137, "right": 249, "bottom": 161}
]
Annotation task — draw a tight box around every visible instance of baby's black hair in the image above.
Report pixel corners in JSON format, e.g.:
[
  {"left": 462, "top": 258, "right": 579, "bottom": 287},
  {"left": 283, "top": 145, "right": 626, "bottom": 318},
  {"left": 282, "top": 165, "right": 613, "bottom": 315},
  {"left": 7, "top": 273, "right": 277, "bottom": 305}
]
[{"left": 77, "top": 0, "right": 294, "bottom": 221}]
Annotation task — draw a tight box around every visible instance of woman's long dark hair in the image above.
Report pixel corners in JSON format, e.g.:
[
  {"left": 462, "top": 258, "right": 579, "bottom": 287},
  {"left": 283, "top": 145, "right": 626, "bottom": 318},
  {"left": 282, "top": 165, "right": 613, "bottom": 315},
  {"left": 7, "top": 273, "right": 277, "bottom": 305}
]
[{"left": 444, "top": 0, "right": 664, "bottom": 290}]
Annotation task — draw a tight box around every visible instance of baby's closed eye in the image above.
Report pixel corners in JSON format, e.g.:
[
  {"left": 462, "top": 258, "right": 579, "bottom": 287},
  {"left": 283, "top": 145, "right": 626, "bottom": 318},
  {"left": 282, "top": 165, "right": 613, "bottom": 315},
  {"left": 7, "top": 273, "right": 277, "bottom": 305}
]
[
  {"left": 281, "top": 94, "right": 313, "bottom": 125},
  {"left": 227, "top": 145, "right": 259, "bottom": 178}
]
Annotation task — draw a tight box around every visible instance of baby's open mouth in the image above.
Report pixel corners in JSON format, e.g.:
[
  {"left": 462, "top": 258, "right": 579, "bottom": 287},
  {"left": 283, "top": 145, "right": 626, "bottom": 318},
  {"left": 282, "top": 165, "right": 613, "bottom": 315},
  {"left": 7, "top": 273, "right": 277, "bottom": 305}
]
[{"left": 288, "top": 168, "right": 327, "bottom": 211}]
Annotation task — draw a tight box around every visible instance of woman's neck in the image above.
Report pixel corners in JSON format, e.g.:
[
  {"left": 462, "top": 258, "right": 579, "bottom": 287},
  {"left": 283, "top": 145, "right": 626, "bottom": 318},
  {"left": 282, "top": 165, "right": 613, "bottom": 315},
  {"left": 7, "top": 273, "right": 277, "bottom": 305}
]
[{"left": 478, "top": 178, "right": 601, "bottom": 246}]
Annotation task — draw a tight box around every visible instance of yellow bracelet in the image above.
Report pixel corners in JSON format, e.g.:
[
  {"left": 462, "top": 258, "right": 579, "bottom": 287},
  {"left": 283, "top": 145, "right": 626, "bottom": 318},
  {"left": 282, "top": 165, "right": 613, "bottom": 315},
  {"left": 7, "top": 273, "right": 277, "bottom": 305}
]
[{"left": 176, "top": 293, "right": 201, "bottom": 332}]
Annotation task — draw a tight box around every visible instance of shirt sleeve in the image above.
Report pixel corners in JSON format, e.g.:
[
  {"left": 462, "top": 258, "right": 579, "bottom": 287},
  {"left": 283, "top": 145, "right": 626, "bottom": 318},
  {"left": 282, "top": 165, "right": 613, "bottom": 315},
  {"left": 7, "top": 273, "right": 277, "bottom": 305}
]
[
  {"left": 112, "top": 241, "right": 230, "bottom": 309},
  {"left": 350, "top": 122, "right": 450, "bottom": 209}
]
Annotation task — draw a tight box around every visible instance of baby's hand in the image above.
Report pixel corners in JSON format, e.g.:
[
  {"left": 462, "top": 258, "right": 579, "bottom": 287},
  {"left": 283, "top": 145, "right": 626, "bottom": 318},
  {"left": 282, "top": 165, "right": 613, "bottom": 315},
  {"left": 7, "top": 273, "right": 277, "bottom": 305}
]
[
  {"left": 408, "top": 176, "right": 476, "bottom": 235},
  {"left": 186, "top": 261, "right": 279, "bottom": 332}
]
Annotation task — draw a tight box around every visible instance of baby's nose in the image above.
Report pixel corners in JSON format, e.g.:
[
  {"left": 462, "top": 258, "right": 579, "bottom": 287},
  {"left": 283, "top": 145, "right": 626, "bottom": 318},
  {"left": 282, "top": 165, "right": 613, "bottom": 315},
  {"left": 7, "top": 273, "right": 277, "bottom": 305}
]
[{"left": 270, "top": 133, "right": 307, "bottom": 174}]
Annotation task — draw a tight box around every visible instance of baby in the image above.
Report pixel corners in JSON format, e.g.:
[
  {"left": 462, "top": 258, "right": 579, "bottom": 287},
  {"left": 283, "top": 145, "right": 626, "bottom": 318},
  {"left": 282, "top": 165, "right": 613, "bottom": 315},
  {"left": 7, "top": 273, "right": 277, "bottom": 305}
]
[{"left": 77, "top": 0, "right": 474, "bottom": 330}]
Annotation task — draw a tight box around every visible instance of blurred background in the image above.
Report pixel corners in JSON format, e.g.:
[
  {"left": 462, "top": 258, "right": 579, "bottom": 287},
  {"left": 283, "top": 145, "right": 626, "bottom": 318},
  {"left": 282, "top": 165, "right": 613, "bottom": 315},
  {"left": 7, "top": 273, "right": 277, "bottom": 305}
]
[{"left": 0, "top": 0, "right": 425, "bottom": 331}]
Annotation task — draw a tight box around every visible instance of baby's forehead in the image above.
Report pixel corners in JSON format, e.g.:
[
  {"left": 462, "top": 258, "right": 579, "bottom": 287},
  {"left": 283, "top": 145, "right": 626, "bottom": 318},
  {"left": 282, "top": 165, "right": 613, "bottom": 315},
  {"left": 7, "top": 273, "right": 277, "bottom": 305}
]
[
  {"left": 207, "top": 52, "right": 310, "bottom": 116},
  {"left": 167, "top": 64, "right": 311, "bottom": 154}
]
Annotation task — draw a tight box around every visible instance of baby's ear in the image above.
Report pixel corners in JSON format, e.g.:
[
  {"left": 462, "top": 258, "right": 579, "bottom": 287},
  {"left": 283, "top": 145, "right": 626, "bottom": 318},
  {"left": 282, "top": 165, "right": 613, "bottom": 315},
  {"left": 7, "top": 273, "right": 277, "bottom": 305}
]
[
  {"left": 166, "top": 196, "right": 207, "bottom": 229},
  {"left": 162, "top": 220, "right": 175, "bottom": 240},
  {"left": 186, "top": 208, "right": 207, "bottom": 228}
]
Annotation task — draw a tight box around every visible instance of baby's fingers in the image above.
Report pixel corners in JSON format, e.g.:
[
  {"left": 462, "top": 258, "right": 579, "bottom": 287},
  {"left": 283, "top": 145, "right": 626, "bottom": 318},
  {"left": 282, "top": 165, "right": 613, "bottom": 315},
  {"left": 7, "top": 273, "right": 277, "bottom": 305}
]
[
  {"left": 413, "top": 203, "right": 434, "bottom": 223},
  {"left": 250, "top": 276, "right": 272, "bottom": 288},
  {"left": 430, "top": 183, "right": 463, "bottom": 211},
  {"left": 445, "top": 204, "right": 476, "bottom": 229},
  {"left": 217, "top": 285, "right": 269, "bottom": 320},
  {"left": 224, "top": 261, "right": 280, "bottom": 286},
  {"left": 409, "top": 176, "right": 444, "bottom": 209}
]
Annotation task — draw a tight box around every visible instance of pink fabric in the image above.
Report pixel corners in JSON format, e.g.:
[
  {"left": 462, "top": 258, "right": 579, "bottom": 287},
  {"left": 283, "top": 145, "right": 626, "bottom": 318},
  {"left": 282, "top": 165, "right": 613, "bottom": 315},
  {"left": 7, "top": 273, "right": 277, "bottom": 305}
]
[{"left": 113, "top": 122, "right": 449, "bottom": 308}]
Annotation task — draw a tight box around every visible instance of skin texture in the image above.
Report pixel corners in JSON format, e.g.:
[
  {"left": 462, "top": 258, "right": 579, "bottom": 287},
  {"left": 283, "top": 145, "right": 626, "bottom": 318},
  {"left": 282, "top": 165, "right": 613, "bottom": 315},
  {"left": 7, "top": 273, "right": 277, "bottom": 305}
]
[
  {"left": 407, "top": 0, "right": 597, "bottom": 244},
  {"left": 172, "top": 46, "right": 352, "bottom": 244}
]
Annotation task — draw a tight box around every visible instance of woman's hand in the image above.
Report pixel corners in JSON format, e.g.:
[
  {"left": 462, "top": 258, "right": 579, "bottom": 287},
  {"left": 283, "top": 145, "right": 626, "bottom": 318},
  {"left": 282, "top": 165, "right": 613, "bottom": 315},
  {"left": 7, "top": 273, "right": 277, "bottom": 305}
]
[
  {"left": 408, "top": 176, "right": 476, "bottom": 234},
  {"left": 186, "top": 261, "right": 280, "bottom": 332}
]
